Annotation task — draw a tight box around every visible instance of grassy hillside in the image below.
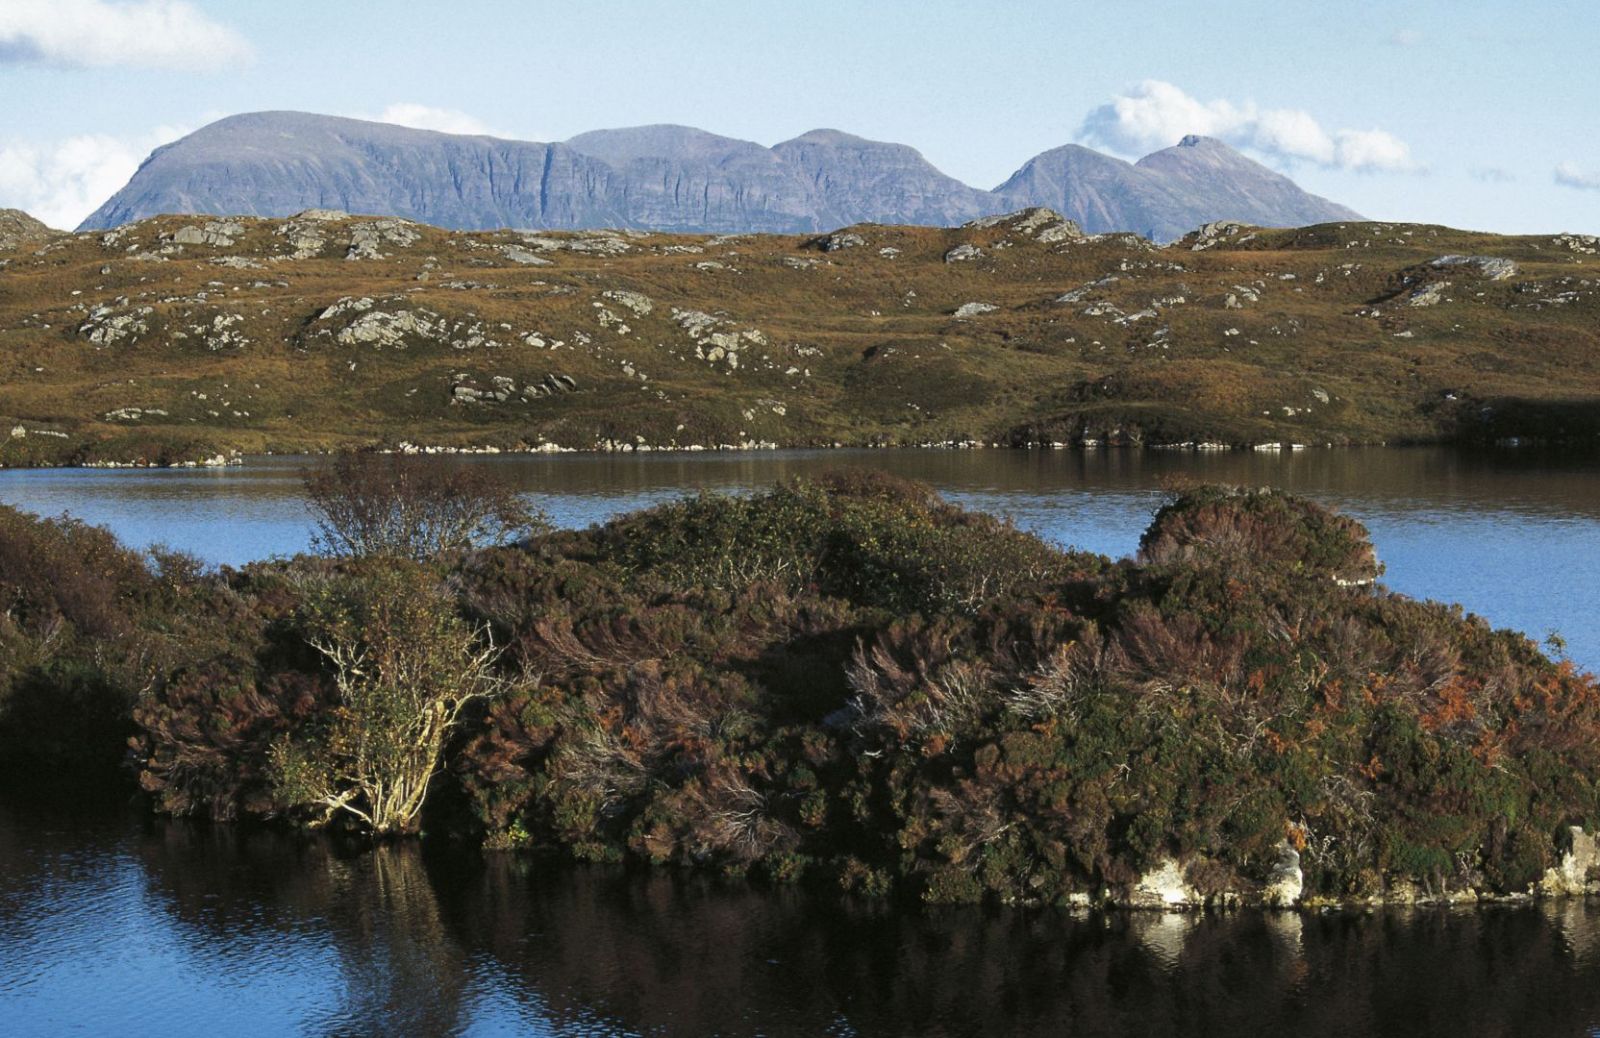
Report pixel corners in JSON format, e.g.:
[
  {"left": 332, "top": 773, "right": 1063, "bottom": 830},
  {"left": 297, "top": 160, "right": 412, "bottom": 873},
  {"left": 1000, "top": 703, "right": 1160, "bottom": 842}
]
[{"left": 1, "top": 209, "right": 1597, "bottom": 465}]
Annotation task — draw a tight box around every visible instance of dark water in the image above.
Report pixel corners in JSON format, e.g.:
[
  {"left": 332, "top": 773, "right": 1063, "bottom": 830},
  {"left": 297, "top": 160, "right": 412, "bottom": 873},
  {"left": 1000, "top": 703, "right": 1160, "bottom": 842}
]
[
  {"left": 3, "top": 799, "right": 1599, "bottom": 1038},
  {"left": 2, "top": 446, "right": 1598, "bottom": 671}
]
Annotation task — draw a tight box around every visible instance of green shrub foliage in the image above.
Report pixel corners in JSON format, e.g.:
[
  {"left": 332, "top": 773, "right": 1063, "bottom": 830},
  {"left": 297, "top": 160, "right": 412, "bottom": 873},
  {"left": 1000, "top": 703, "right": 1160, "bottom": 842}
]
[{"left": 6, "top": 481, "right": 1599, "bottom": 904}]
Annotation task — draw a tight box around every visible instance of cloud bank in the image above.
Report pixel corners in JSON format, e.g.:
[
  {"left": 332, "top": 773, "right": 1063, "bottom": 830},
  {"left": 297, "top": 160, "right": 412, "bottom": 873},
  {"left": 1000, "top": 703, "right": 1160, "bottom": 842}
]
[
  {"left": 1080, "top": 80, "right": 1418, "bottom": 173},
  {"left": 0, "top": 0, "right": 250, "bottom": 71},
  {"left": 1554, "top": 162, "right": 1600, "bottom": 192},
  {"left": 0, "top": 125, "right": 188, "bottom": 229}
]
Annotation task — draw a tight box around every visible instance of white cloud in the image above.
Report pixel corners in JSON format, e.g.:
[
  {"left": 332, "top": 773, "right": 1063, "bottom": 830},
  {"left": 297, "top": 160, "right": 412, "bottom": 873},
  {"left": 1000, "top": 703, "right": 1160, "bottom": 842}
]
[
  {"left": 0, "top": 124, "right": 189, "bottom": 229},
  {"left": 1079, "top": 80, "right": 1420, "bottom": 173},
  {"left": 375, "top": 103, "right": 499, "bottom": 137},
  {"left": 1555, "top": 161, "right": 1600, "bottom": 192},
  {"left": 0, "top": 0, "right": 250, "bottom": 71}
]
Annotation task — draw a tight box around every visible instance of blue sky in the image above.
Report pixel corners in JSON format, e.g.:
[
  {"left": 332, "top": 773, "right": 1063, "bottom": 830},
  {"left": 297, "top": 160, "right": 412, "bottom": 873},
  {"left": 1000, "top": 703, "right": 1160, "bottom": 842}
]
[{"left": 1, "top": 0, "right": 1596, "bottom": 233}]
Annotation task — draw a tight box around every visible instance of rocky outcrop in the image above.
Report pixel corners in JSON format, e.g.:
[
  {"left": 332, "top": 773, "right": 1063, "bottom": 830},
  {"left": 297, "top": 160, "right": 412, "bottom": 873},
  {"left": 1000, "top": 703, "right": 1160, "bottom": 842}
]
[
  {"left": 0, "top": 208, "right": 56, "bottom": 251},
  {"left": 78, "top": 113, "right": 1365, "bottom": 242},
  {"left": 1431, "top": 254, "right": 1519, "bottom": 281}
]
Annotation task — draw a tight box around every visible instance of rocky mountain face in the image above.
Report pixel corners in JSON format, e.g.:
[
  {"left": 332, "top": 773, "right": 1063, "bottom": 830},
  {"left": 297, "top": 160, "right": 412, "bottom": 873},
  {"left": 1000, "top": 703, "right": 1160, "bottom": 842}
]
[
  {"left": 994, "top": 135, "right": 1361, "bottom": 242},
  {"left": 79, "top": 112, "right": 1362, "bottom": 239}
]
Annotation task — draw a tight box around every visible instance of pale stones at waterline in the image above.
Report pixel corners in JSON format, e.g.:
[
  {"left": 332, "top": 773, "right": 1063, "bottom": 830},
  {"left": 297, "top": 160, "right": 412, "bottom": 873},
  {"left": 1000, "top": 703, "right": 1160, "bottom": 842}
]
[
  {"left": 1541, "top": 827, "right": 1600, "bottom": 896},
  {"left": 1263, "top": 841, "right": 1304, "bottom": 907},
  {"left": 1130, "top": 857, "right": 1200, "bottom": 908}
]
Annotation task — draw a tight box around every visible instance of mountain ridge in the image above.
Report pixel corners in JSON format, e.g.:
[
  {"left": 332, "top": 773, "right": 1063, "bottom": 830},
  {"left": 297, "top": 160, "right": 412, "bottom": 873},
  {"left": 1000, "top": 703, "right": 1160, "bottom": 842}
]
[{"left": 79, "top": 111, "right": 1362, "bottom": 240}]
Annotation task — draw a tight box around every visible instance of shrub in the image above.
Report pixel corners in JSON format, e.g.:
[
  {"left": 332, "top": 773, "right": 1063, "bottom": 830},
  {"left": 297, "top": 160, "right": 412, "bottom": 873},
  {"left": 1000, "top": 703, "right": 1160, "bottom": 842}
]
[{"left": 304, "top": 452, "right": 547, "bottom": 560}]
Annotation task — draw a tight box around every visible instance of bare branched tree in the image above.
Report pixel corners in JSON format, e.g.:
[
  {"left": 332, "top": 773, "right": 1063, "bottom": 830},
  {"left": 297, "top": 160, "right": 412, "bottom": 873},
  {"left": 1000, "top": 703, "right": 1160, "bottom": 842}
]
[
  {"left": 303, "top": 453, "right": 547, "bottom": 561},
  {"left": 270, "top": 564, "right": 510, "bottom": 834}
]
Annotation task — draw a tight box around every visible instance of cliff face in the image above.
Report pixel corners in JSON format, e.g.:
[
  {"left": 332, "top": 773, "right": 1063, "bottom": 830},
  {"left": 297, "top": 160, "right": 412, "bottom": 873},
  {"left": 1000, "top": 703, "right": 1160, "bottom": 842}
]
[{"left": 79, "top": 112, "right": 1362, "bottom": 239}]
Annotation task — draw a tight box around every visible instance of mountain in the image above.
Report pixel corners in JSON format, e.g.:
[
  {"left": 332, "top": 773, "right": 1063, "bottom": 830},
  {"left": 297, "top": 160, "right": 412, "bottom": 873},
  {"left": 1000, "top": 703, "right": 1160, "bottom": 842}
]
[
  {"left": 1133, "top": 135, "right": 1363, "bottom": 235},
  {"left": 769, "top": 128, "right": 994, "bottom": 228},
  {"left": 79, "top": 112, "right": 1364, "bottom": 238},
  {"left": 993, "top": 135, "right": 1361, "bottom": 241}
]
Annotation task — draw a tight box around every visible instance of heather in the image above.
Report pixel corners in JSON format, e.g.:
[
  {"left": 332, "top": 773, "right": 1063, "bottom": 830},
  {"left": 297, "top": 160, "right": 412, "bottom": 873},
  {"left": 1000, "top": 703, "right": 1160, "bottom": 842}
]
[{"left": 2, "top": 476, "right": 1597, "bottom": 906}]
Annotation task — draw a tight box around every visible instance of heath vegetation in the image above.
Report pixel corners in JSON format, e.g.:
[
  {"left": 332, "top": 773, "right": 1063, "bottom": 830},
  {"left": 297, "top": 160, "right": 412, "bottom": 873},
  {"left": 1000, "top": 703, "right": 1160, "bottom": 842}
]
[{"left": 2, "top": 468, "right": 1598, "bottom": 906}]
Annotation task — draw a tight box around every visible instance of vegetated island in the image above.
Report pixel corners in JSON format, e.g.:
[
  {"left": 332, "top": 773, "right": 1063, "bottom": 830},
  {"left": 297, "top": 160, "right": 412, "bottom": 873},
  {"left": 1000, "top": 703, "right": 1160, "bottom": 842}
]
[
  {"left": 1, "top": 206, "right": 1598, "bottom": 469},
  {"left": 2, "top": 461, "right": 1597, "bottom": 909}
]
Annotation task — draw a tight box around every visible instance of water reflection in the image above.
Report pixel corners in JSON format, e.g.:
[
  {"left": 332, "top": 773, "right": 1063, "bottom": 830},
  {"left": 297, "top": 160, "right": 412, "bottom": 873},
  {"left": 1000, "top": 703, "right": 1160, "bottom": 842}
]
[{"left": 4, "top": 799, "right": 1600, "bottom": 1037}]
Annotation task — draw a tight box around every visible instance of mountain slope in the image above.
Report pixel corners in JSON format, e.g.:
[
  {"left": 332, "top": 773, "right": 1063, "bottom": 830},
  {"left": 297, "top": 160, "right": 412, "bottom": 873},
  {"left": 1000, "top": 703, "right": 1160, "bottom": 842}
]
[{"left": 79, "top": 112, "right": 1365, "bottom": 238}]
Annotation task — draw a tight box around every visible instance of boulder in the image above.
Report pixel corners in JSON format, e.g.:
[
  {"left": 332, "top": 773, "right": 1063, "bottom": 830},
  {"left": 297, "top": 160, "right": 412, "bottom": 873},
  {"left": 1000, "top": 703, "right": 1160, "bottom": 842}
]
[{"left": 1431, "top": 254, "right": 1518, "bottom": 281}]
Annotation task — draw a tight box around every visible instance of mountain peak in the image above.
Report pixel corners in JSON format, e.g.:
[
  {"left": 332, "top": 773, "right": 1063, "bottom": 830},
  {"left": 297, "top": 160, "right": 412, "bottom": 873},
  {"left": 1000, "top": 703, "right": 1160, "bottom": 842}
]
[{"left": 77, "top": 110, "right": 1365, "bottom": 239}]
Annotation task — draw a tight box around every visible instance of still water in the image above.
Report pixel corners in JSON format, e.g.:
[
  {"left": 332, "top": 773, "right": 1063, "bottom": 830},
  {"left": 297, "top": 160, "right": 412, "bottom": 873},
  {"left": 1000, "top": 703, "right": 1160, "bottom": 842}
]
[
  {"left": 3, "top": 799, "right": 1600, "bottom": 1038},
  {"left": 2, "top": 446, "right": 1597, "bottom": 670}
]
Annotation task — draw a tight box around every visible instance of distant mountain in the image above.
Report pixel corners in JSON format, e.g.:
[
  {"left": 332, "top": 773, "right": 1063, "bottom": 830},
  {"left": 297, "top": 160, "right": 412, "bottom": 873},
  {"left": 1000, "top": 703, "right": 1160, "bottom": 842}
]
[
  {"left": 993, "top": 135, "right": 1361, "bottom": 241},
  {"left": 79, "top": 112, "right": 1364, "bottom": 238}
]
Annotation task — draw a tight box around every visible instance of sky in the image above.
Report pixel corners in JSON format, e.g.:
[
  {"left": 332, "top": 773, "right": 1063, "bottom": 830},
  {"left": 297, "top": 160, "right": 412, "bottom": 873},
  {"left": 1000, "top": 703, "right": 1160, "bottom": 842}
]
[{"left": 0, "top": 0, "right": 1596, "bottom": 233}]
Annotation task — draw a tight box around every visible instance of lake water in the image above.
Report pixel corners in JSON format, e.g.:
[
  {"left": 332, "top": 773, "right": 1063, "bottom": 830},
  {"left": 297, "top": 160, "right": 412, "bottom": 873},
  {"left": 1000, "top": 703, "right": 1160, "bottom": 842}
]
[
  {"left": 2, "top": 446, "right": 1597, "bottom": 671},
  {"left": 4, "top": 446, "right": 1600, "bottom": 1035},
  {"left": 3, "top": 798, "right": 1600, "bottom": 1038}
]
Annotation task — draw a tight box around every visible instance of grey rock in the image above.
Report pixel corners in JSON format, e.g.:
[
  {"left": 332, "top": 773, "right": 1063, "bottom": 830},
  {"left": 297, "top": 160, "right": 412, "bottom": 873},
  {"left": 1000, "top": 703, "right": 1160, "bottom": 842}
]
[
  {"left": 1430, "top": 254, "right": 1518, "bottom": 281},
  {"left": 818, "top": 231, "right": 865, "bottom": 251},
  {"left": 944, "top": 243, "right": 984, "bottom": 263},
  {"left": 952, "top": 301, "right": 998, "bottom": 318},
  {"left": 1407, "top": 282, "right": 1451, "bottom": 307}
]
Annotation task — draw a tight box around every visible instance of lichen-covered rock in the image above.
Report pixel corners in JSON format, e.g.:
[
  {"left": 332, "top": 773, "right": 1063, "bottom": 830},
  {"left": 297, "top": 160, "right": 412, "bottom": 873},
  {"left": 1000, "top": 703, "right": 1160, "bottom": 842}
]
[
  {"left": 944, "top": 243, "right": 983, "bottom": 263},
  {"left": 953, "top": 302, "right": 997, "bottom": 319},
  {"left": 1431, "top": 254, "right": 1518, "bottom": 281},
  {"left": 346, "top": 218, "right": 420, "bottom": 260},
  {"left": 602, "top": 289, "right": 654, "bottom": 317},
  {"left": 1407, "top": 281, "right": 1451, "bottom": 307}
]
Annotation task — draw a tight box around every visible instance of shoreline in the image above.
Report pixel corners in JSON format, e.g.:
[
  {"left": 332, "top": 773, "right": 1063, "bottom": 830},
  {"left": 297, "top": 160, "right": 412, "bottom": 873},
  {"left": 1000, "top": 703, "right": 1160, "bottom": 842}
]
[{"left": 3, "top": 433, "right": 1588, "bottom": 471}]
